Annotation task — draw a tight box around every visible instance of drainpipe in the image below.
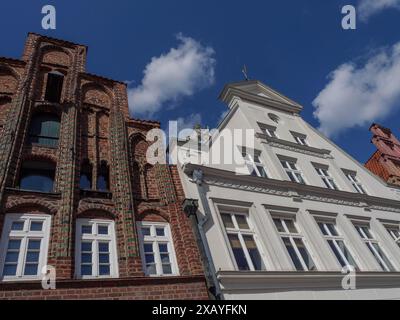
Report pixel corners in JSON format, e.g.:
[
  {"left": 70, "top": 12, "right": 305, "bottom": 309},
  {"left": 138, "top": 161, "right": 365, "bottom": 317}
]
[{"left": 182, "top": 169, "right": 223, "bottom": 300}]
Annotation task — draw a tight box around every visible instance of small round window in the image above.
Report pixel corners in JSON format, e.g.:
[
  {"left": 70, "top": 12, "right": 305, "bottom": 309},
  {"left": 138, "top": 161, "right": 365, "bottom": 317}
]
[{"left": 268, "top": 113, "right": 280, "bottom": 124}]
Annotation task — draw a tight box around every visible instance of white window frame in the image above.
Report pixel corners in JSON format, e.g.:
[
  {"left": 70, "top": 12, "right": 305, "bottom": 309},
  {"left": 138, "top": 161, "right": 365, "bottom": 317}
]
[
  {"left": 385, "top": 225, "right": 400, "bottom": 248},
  {"left": 293, "top": 134, "right": 308, "bottom": 146},
  {"left": 317, "top": 220, "right": 357, "bottom": 270},
  {"left": 0, "top": 214, "right": 51, "bottom": 281},
  {"left": 241, "top": 149, "right": 268, "bottom": 178},
  {"left": 137, "top": 221, "right": 179, "bottom": 277},
  {"left": 75, "top": 219, "right": 119, "bottom": 279},
  {"left": 220, "top": 211, "right": 265, "bottom": 271},
  {"left": 265, "top": 127, "right": 278, "bottom": 139},
  {"left": 345, "top": 172, "right": 367, "bottom": 194},
  {"left": 280, "top": 159, "right": 306, "bottom": 184},
  {"left": 273, "top": 216, "right": 316, "bottom": 271},
  {"left": 315, "top": 167, "right": 339, "bottom": 190},
  {"left": 354, "top": 224, "right": 395, "bottom": 272}
]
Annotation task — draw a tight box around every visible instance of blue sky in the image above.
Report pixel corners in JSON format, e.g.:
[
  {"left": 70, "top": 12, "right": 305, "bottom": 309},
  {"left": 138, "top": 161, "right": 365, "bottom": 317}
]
[{"left": 1, "top": 0, "right": 400, "bottom": 163}]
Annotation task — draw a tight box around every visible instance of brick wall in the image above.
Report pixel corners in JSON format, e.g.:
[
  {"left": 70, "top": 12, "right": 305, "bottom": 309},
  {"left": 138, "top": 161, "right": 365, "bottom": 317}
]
[{"left": 0, "top": 33, "right": 208, "bottom": 300}]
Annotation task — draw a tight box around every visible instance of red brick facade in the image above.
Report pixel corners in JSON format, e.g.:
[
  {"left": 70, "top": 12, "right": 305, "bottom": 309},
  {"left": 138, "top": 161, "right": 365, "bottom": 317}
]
[
  {"left": 365, "top": 124, "right": 400, "bottom": 186},
  {"left": 0, "top": 33, "right": 208, "bottom": 300}
]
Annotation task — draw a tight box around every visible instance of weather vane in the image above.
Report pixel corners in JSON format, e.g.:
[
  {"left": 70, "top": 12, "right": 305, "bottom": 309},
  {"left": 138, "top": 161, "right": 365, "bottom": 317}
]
[{"left": 242, "top": 65, "right": 249, "bottom": 81}]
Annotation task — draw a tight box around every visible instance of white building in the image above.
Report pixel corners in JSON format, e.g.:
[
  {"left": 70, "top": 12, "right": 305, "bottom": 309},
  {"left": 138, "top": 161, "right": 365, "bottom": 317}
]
[{"left": 175, "top": 80, "right": 400, "bottom": 300}]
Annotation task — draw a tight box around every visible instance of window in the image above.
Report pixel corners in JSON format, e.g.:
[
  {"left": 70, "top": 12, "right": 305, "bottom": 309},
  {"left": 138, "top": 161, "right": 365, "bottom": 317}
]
[
  {"left": 97, "top": 161, "right": 110, "bottom": 191},
  {"left": 137, "top": 222, "right": 178, "bottom": 276},
  {"left": 75, "top": 219, "right": 118, "bottom": 278},
  {"left": 221, "top": 212, "right": 264, "bottom": 271},
  {"left": 19, "top": 161, "right": 56, "bottom": 193},
  {"left": 292, "top": 134, "right": 308, "bottom": 146},
  {"left": 241, "top": 150, "right": 268, "bottom": 178},
  {"left": 80, "top": 159, "right": 92, "bottom": 190},
  {"left": 44, "top": 72, "right": 64, "bottom": 103},
  {"left": 385, "top": 226, "right": 400, "bottom": 248},
  {"left": 354, "top": 224, "right": 395, "bottom": 272},
  {"left": 0, "top": 214, "right": 51, "bottom": 280},
  {"left": 273, "top": 217, "right": 316, "bottom": 271},
  {"left": 315, "top": 167, "right": 339, "bottom": 190},
  {"left": 317, "top": 221, "right": 357, "bottom": 270},
  {"left": 280, "top": 160, "right": 306, "bottom": 184},
  {"left": 28, "top": 113, "right": 61, "bottom": 147},
  {"left": 345, "top": 172, "right": 367, "bottom": 194}
]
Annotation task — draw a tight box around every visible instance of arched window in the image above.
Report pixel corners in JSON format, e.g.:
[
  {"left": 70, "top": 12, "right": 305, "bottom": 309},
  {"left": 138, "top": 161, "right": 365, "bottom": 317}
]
[
  {"left": 29, "top": 113, "right": 61, "bottom": 147},
  {"left": 80, "top": 159, "right": 93, "bottom": 190},
  {"left": 18, "top": 160, "right": 56, "bottom": 193},
  {"left": 97, "top": 161, "right": 110, "bottom": 191},
  {"left": 45, "top": 71, "right": 64, "bottom": 103}
]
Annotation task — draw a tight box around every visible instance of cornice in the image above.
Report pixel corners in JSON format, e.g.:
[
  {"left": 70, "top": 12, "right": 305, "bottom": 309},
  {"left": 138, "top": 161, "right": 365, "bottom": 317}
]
[
  {"left": 183, "top": 163, "right": 400, "bottom": 213},
  {"left": 256, "top": 133, "right": 333, "bottom": 159}
]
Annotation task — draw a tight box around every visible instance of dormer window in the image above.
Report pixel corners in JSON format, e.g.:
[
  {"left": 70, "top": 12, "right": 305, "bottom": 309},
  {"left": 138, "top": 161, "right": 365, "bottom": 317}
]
[
  {"left": 44, "top": 71, "right": 64, "bottom": 103},
  {"left": 291, "top": 132, "right": 308, "bottom": 146}
]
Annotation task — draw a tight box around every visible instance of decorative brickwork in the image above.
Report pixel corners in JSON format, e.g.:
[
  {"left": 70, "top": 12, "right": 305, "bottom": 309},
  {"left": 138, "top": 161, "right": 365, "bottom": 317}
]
[
  {"left": 366, "top": 124, "right": 400, "bottom": 187},
  {"left": 0, "top": 33, "right": 207, "bottom": 300}
]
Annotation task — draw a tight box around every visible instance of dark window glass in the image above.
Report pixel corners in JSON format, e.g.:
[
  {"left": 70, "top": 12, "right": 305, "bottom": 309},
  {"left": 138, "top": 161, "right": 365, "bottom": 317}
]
[
  {"left": 97, "top": 161, "right": 110, "bottom": 191},
  {"left": 228, "top": 234, "right": 249, "bottom": 270},
  {"left": 44, "top": 72, "right": 64, "bottom": 103},
  {"left": 19, "top": 161, "right": 56, "bottom": 193},
  {"left": 28, "top": 113, "right": 60, "bottom": 147},
  {"left": 80, "top": 160, "right": 92, "bottom": 190}
]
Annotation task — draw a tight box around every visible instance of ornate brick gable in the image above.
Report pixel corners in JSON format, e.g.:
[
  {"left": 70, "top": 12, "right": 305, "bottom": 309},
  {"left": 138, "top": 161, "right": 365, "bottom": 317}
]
[
  {"left": 0, "top": 33, "right": 207, "bottom": 300},
  {"left": 365, "top": 123, "right": 400, "bottom": 186}
]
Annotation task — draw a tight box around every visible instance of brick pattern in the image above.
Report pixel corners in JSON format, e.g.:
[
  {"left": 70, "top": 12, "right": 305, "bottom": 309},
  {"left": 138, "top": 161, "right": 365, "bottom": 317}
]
[
  {"left": 366, "top": 124, "right": 400, "bottom": 186},
  {"left": 0, "top": 33, "right": 208, "bottom": 299}
]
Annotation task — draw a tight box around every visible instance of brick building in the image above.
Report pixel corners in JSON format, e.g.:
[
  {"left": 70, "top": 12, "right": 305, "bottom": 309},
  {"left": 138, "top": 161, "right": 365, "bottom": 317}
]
[
  {"left": 365, "top": 124, "right": 400, "bottom": 187},
  {"left": 0, "top": 33, "right": 208, "bottom": 300}
]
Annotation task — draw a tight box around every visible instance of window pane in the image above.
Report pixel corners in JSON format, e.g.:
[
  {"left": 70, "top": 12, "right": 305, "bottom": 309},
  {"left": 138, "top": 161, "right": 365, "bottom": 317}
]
[
  {"left": 81, "top": 242, "right": 92, "bottom": 252},
  {"left": 24, "top": 264, "right": 38, "bottom": 276},
  {"left": 361, "top": 226, "right": 372, "bottom": 239},
  {"left": 318, "top": 223, "right": 328, "bottom": 236},
  {"left": 156, "top": 227, "right": 165, "bottom": 237},
  {"left": 221, "top": 214, "right": 234, "bottom": 229},
  {"left": 283, "top": 237, "right": 304, "bottom": 271},
  {"left": 99, "top": 265, "right": 110, "bottom": 276},
  {"left": 294, "top": 238, "right": 316, "bottom": 271},
  {"left": 372, "top": 243, "right": 395, "bottom": 272},
  {"left": 256, "top": 165, "right": 268, "bottom": 178},
  {"left": 327, "top": 240, "right": 347, "bottom": 268},
  {"left": 3, "top": 265, "right": 17, "bottom": 276},
  {"left": 235, "top": 215, "right": 250, "bottom": 230},
  {"left": 284, "top": 219, "right": 298, "bottom": 233},
  {"left": 11, "top": 221, "right": 24, "bottom": 231},
  {"left": 26, "top": 252, "right": 40, "bottom": 263},
  {"left": 228, "top": 234, "right": 249, "bottom": 270},
  {"left": 142, "top": 227, "right": 151, "bottom": 236},
  {"left": 159, "top": 243, "right": 168, "bottom": 253},
  {"left": 145, "top": 254, "right": 154, "bottom": 264},
  {"left": 8, "top": 239, "right": 21, "bottom": 250},
  {"left": 337, "top": 240, "right": 357, "bottom": 270},
  {"left": 243, "top": 235, "right": 263, "bottom": 270},
  {"left": 81, "top": 265, "right": 92, "bottom": 276},
  {"left": 326, "top": 223, "right": 338, "bottom": 236},
  {"left": 28, "top": 239, "right": 41, "bottom": 250},
  {"left": 146, "top": 264, "right": 157, "bottom": 275},
  {"left": 5, "top": 252, "right": 19, "bottom": 263},
  {"left": 98, "top": 242, "right": 109, "bottom": 253},
  {"left": 98, "top": 225, "right": 108, "bottom": 235},
  {"left": 30, "top": 221, "right": 43, "bottom": 232},
  {"left": 81, "top": 253, "right": 92, "bottom": 263},
  {"left": 295, "top": 173, "right": 305, "bottom": 184},
  {"left": 160, "top": 253, "right": 170, "bottom": 263},
  {"left": 162, "top": 264, "right": 172, "bottom": 274},
  {"left": 144, "top": 243, "right": 153, "bottom": 253},
  {"left": 81, "top": 225, "right": 92, "bottom": 234},
  {"left": 273, "top": 219, "right": 285, "bottom": 233},
  {"left": 99, "top": 253, "right": 110, "bottom": 264}
]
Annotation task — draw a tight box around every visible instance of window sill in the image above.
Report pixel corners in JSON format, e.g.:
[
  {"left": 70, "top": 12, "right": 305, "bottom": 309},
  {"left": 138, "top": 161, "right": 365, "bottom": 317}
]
[
  {"left": 6, "top": 188, "right": 61, "bottom": 198},
  {"left": 80, "top": 189, "right": 113, "bottom": 199}
]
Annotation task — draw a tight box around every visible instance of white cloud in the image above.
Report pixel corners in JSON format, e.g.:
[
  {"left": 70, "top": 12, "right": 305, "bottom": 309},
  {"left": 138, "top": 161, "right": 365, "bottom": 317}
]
[
  {"left": 128, "top": 34, "right": 216, "bottom": 118},
  {"left": 313, "top": 42, "right": 400, "bottom": 137},
  {"left": 358, "top": 0, "right": 400, "bottom": 21}
]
